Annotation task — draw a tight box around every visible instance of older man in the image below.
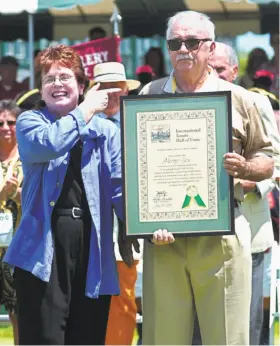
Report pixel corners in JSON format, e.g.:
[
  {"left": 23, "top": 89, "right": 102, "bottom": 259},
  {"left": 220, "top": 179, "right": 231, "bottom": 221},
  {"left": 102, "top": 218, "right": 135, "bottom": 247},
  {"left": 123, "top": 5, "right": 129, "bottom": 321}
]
[
  {"left": 209, "top": 42, "right": 280, "bottom": 345},
  {"left": 209, "top": 42, "right": 238, "bottom": 82},
  {"left": 140, "top": 11, "right": 274, "bottom": 345}
]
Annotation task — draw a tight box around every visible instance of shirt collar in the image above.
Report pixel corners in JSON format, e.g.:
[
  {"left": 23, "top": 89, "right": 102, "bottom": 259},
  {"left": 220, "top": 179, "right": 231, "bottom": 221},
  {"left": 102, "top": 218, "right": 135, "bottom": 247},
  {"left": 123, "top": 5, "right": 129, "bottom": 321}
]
[
  {"left": 99, "top": 111, "right": 120, "bottom": 125},
  {"left": 162, "top": 66, "right": 218, "bottom": 94}
]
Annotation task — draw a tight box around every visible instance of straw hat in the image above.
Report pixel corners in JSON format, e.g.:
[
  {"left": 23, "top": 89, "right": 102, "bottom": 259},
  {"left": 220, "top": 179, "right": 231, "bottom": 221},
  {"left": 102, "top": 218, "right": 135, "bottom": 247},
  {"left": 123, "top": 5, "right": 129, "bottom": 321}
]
[{"left": 93, "top": 62, "right": 140, "bottom": 91}]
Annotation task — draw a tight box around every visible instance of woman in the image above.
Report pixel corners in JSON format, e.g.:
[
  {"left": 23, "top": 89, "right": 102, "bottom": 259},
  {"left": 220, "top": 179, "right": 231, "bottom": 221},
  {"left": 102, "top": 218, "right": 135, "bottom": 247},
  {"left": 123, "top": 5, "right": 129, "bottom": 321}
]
[
  {"left": 239, "top": 48, "right": 268, "bottom": 90},
  {"left": 144, "top": 47, "right": 167, "bottom": 79},
  {"left": 4, "top": 45, "right": 122, "bottom": 345},
  {"left": 0, "top": 100, "right": 23, "bottom": 345}
]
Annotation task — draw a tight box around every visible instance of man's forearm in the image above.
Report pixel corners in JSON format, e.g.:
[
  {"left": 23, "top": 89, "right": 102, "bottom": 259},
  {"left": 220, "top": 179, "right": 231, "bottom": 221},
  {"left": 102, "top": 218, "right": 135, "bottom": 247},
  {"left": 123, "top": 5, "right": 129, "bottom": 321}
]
[{"left": 245, "top": 156, "right": 274, "bottom": 182}]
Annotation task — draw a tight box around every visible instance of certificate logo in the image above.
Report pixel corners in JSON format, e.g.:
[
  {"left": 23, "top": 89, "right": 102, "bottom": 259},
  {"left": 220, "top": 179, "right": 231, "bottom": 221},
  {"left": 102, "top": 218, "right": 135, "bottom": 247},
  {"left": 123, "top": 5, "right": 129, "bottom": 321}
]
[
  {"left": 151, "top": 124, "right": 170, "bottom": 143},
  {"left": 182, "top": 185, "right": 206, "bottom": 209}
]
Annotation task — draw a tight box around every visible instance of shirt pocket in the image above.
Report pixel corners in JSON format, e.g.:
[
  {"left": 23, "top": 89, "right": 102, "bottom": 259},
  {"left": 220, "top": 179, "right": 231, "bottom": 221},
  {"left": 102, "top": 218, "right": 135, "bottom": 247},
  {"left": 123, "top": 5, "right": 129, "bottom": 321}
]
[
  {"left": 16, "top": 213, "right": 44, "bottom": 257},
  {"left": 249, "top": 202, "right": 266, "bottom": 214}
]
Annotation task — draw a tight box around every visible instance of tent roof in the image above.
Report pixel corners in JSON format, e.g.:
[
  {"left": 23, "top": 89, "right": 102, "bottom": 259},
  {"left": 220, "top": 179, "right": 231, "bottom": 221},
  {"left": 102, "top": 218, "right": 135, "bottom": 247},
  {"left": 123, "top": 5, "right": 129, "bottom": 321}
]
[
  {"left": 50, "top": 0, "right": 279, "bottom": 36},
  {"left": 49, "top": 0, "right": 262, "bottom": 20},
  {"left": 0, "top": 0, "right": 278, "bottom": 40},
  {"left": 185, "top": 0, "right": 259, "bottom": 13},
  {"left": 49, "top": 0, "right": 114, "bottom": 17}
]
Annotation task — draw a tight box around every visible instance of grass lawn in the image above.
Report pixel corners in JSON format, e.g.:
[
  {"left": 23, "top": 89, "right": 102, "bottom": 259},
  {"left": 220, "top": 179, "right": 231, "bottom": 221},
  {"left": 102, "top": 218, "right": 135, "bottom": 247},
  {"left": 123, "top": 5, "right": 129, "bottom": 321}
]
[
  {"left": 0, "top": 325, "right": 138, "bottom": 345},
  {"left": 0, "top": 325, "right": 12, "bottom": 344}
]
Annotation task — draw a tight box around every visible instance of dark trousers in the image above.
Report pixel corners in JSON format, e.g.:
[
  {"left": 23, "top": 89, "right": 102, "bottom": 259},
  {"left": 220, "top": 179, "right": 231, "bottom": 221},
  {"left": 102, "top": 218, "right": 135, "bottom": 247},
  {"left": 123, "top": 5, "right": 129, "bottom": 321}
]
[
  {"left": 250, "top": 252, "right": 264, "bottom": 346},
  {"left": 14, "top": 214, "right": 111, "bottom": 345}
]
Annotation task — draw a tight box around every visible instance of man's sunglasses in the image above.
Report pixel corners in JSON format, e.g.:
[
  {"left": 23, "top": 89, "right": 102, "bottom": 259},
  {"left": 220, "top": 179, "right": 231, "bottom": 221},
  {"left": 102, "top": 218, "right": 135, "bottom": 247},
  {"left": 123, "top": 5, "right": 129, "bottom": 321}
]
[
  {"left": 0, "top": 120, "right": 16, "bottom": 127},
  {"left": 167, "top": 38, "right": 212, "bottom": 51}
]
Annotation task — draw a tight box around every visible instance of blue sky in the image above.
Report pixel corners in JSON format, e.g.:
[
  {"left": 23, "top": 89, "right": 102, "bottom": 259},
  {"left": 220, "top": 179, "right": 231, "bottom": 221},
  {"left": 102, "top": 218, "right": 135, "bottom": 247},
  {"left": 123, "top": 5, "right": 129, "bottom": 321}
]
[{"left": 236, "top": 31, "right": 275, "bottom": 58}]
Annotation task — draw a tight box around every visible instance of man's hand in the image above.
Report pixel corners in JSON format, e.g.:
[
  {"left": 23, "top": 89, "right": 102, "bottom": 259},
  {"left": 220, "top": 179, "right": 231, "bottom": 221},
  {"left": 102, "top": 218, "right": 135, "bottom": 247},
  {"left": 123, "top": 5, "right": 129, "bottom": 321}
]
[
  {"left": 223, "top": 152, "right": 250, "bottom": 179},
  {"left": 224, "top": 152, "right": 273, "bottom": 182},
  {"left": 241, "top": 180, "right": 256, "bottom": 194},
  {"left": 118, "top": 219, "right": 140, "bottom": 268},
  {"left": 79, "top": 83, "right": 121, "bottom": 123},
  {"left": 152, "top": 229, "right": 175, "bottom": 245}
]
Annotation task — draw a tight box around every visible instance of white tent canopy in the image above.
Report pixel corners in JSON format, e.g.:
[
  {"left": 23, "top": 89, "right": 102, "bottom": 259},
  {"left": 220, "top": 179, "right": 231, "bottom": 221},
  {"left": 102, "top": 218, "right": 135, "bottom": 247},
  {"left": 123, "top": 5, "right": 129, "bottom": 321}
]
[
  {"left": 50, "top": 0, "right": 279, "bottom": 39},
  {"left": 0, "top": 0, "right": 102, "bottom": 88}
]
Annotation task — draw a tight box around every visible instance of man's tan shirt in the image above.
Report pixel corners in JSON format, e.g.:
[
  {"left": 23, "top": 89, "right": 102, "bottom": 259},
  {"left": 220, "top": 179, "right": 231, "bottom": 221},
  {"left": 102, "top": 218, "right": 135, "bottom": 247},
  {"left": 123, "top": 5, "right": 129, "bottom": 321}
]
[{"left": 140, "top": 71, "right": 273, "bottom": 201}]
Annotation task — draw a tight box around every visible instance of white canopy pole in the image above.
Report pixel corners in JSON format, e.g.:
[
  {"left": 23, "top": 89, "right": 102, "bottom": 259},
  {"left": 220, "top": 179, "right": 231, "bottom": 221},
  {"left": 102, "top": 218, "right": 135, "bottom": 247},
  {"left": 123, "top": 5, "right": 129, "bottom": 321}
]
[
  {"left": 110, "top": 5, "right": 122, "bottom": 36},
  {"left": 28, "top": 12, "right": 35, "bottom": 90}
]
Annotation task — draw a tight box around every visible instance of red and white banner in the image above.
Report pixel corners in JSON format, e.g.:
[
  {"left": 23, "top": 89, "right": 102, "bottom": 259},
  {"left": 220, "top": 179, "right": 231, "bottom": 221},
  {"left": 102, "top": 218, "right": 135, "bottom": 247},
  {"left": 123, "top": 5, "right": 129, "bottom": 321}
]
[{"left": 72, "top": 36, "right": 122, "bottom": 79}]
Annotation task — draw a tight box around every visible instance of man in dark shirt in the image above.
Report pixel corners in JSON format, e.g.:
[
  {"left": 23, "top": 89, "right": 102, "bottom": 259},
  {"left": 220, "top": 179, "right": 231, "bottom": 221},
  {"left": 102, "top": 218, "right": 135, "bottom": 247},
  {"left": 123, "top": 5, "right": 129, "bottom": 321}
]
[
  {"left": 88, "top": 27, "right": 107, "bottom": 41},
  {"left": 0, "top": 56, "right": 27, "bottom": 101}
]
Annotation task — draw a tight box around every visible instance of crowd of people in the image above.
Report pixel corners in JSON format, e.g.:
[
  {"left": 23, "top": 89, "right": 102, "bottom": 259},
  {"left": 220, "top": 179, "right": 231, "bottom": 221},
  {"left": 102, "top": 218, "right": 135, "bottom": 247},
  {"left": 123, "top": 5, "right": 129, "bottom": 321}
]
[{"left": 0, "top": 9, "right": 279, "bottom": 346}]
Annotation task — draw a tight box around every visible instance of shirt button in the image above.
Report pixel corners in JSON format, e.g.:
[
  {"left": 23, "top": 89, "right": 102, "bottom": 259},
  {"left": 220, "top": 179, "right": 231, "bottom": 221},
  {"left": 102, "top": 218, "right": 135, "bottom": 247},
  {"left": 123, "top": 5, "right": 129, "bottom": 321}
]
[
  {"left": 63, "top": 160, "right": 67, "bottom": 164},
  {"left": 50, "top": 201, "right": 55, "bottom": 207},
  {"left": 56, "top": 181, "right": 60, "bottom": 187}
]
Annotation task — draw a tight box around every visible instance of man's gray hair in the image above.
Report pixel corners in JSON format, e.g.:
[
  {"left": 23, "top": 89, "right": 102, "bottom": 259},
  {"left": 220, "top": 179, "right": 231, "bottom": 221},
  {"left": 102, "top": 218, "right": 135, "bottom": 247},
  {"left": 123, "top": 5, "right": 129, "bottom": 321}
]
[
  {"left": 166, "top": 11, "right": 215, "bottom": 41},
  {"left": 216, "top": 42, "right": 239, "bottom": 67},
  {"left": 225, "top": 44, "right": 239, "bottom": 67}
]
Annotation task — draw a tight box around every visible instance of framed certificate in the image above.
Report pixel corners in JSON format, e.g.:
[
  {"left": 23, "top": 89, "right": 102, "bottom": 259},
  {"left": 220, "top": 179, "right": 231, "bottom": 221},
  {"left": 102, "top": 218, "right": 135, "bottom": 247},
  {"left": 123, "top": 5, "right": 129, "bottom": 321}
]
[{"left": 120, "top": 91, "right": 235, "bottom": 238}]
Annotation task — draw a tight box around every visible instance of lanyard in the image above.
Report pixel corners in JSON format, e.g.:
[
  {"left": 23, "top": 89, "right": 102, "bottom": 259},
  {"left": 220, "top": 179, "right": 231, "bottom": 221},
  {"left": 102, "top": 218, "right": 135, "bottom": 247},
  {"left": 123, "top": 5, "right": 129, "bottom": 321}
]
[{"left": 171, "top": 77, "right": 177, "bottom": 94}]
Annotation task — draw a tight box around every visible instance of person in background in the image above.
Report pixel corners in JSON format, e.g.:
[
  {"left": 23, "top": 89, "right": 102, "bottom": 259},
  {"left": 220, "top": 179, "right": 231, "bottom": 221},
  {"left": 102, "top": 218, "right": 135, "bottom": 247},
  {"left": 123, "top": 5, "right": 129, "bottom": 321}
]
[
  {"left": 249, "top": 70, "right": 279, "bottom": 111},
  {"left": 208, "top": 42, "right": 238, "bottom": 82},
  {"left": 0, "top": 100, "right": 23, "bottom": 345},
  {"left": 22, "top": 49, "right": 42, "bottom": 90},
  {"left": 89, "top": 26, "right": 107, "bottom": 41},
  {"left": 261, "top": 184, "right": 279, "bottom": 345},
  {"left": 140, "top": 11, "right": 274, "bottom": 345},
  {"left": 252, "top": 69, "right": 275, "bottom": 92},
  {"left": 136, "top": 64, "right": 154, "bottom": 86},
  {"left": 274, "top": 109, "right": 280, "bottom": 133},
  {"left": 144, "top": 47, "right": 167, "bottom": 79},
  {"left": 239, "top": 48, "right": 268, "bottom": 90},
  {"left": 259, "top": 32, "right": 279, "bottom": 98},
  {"left": 3, "top": 45, "right": 122, "bottom": 345},
  {"left": 248, "top": 47, "right": 280, "bottom": 345},
  {"left": 15, "top": 89, "right": 41, "bottom": 112},
  {"left": 91, "top": 61, "right": 142, "bottom": 346},
  {"left": 208, "top": 41, "right": 280, "bottom": 346},
  {"left": 129, "top": 65, "right": 155, "bottom": 95},
  {"left": 0, "top": 56, "right": 27, "bottom": 102},
  {"left": 135, "top": 259, "right": 143, "bottom": 345}
]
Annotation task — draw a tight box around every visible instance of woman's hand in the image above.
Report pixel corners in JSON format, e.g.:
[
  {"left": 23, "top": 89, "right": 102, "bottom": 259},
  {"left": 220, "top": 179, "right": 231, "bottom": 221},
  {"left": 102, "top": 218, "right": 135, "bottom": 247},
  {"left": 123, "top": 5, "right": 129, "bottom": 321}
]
[
  {"left": 79, "top": 83, "right": 121, "bottom": 123},
  {"left": 151, "top": 229, "right": 175, "bottom": 245}
]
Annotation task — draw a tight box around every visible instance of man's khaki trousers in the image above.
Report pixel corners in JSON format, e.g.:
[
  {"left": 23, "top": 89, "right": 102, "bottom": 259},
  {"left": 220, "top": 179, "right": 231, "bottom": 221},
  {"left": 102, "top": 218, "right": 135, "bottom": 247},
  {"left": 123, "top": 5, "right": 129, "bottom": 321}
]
[{"left": 142, "top": 207, "right": 252, "bottom": 345}]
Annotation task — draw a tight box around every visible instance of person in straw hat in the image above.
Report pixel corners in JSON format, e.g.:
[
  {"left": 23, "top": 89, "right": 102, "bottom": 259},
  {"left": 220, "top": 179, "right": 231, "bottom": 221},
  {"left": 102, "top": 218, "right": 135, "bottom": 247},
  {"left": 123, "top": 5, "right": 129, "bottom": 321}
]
[{"left": 91, "top": 61, "right": 142, "bottom": 346}]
